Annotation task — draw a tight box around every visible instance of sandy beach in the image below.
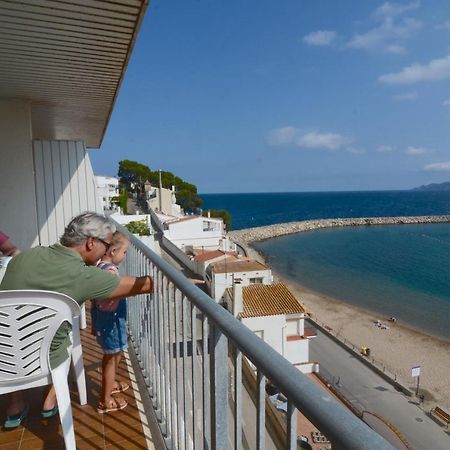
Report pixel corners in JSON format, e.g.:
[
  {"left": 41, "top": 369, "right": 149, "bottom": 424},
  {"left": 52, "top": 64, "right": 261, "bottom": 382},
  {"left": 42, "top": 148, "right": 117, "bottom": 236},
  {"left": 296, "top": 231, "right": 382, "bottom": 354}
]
[{"left": 237, "top": 234, "right": 450, "bottom": 412}]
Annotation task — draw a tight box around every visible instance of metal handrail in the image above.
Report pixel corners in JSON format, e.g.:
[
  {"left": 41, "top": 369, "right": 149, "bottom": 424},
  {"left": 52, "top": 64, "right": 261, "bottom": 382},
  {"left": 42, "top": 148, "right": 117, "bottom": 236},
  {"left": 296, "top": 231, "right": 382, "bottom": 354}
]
[{"left": 114, "top": 219, "right": 395, "bottom": 450}]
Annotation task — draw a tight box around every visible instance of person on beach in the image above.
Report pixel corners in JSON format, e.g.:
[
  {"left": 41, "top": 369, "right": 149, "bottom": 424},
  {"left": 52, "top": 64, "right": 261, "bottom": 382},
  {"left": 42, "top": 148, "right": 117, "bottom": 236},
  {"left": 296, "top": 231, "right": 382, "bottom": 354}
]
[
  {"left": 91, "top": 232, "right": 131, "bottom": 413},
  {"left": 0, "top": 212, "right": 153, "bottom": 428}
]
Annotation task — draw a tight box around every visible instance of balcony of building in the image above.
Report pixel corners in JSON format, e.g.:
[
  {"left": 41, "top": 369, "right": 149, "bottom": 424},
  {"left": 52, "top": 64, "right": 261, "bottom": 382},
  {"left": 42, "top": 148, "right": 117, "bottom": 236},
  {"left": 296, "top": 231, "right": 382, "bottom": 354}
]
[
  {"left": 104, "top": 224, "right": 396, "bottom": 450},
  {"left": 0, "top": 2, "right": 395, "bottom": 449},
  {"left": 0, "top": 226, "right": 397, "bottom": 450},
  {"left": 0, "top": 306, "right": 163, "bottom": 450}
]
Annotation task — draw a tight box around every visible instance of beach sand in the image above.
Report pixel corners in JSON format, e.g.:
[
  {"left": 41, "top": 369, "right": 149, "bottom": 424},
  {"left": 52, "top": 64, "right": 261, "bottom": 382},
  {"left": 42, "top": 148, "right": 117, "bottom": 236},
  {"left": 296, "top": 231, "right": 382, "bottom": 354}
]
[{"left": 243, "top": 243, "right": 450, "bottom": 412}]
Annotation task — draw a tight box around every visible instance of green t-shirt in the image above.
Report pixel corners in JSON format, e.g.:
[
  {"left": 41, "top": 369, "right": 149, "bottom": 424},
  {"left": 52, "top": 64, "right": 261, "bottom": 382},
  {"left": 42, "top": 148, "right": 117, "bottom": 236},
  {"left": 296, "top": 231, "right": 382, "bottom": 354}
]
[{"left": 0, "top": 244, "right": 120, "bottom": 368}]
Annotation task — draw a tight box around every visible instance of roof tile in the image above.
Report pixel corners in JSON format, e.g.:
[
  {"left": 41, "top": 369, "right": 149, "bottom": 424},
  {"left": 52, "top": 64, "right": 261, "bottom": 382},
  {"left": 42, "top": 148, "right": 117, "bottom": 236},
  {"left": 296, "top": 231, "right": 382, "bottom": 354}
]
[{"left": 226, "top": 283, "right": 305, "bottom": 318}]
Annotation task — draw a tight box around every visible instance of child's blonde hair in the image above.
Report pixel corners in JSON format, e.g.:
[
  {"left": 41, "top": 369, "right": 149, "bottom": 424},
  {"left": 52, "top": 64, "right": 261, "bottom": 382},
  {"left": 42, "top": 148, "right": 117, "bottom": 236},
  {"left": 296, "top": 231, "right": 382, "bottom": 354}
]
[{"left": 109, "top": 231, "right": 129, "bottom": 252}]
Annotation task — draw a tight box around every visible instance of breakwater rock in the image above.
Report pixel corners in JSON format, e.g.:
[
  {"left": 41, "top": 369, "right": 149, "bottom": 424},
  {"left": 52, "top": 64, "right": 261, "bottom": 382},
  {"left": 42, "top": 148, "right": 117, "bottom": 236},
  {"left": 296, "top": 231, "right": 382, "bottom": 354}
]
[{"left": 228, "top": 215, "right": 450, "bottom": 246}]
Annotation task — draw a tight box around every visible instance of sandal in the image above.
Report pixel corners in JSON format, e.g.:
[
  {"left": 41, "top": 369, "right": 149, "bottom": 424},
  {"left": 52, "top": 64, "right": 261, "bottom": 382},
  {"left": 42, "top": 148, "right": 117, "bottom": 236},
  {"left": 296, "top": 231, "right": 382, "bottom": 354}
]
[
  {"left": 41, "top": 405, "right": 59, "bottom": 419},
  {"left": 97, "top": 397, "right": 128, "bottom": 414},
  {"left": 111, "top": 381, "right": 130, "bottom": 395},
  {"left": 4, "top": 404, "right": 29, "bottom": 429}
]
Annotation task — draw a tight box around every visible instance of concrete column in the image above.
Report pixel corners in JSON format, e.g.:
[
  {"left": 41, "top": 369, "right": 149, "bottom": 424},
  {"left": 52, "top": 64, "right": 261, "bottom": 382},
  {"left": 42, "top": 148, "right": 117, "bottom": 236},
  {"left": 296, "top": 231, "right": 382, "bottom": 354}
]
[{"left": 0, "top": 99, "right": 39, "bottom": 249}]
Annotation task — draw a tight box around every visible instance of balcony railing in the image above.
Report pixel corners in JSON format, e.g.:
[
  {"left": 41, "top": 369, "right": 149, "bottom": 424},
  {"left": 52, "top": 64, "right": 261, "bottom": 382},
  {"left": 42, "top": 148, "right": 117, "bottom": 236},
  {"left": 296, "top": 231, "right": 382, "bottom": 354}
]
[{"left": 114, "top": 220, "right": 395, "bottom": 450}]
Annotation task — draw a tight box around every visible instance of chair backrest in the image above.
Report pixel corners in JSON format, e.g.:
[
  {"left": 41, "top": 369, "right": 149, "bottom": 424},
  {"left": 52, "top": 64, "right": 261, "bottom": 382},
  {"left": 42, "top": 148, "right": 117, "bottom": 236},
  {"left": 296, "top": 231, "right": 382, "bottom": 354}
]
[{"left": 0, "top": 290, "right": 81, "bottom": 389}]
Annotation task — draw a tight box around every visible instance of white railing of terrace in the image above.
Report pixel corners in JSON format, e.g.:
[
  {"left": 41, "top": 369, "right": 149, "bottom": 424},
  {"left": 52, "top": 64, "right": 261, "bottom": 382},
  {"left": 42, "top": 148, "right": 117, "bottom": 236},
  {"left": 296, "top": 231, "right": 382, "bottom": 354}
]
[{"left": 115, "top": 222, "right": 395, "bottom": 450}]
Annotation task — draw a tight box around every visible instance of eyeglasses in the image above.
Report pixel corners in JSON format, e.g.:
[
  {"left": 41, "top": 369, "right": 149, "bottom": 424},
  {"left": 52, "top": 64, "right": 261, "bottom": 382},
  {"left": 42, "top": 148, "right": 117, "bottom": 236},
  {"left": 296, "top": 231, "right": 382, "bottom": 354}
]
[{"left": 95, "top": 237, "right": 112, "bottom": 251}]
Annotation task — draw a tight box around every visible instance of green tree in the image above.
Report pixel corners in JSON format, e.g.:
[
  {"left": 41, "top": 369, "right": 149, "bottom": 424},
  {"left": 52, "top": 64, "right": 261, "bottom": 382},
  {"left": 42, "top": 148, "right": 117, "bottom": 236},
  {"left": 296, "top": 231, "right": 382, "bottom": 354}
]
[
  {"left": 118, "top": 189, "right": 128, "bottom": 214},
  {"left": 117, "top": 160, "right": 203, "bottom": 212},
  {"left": 118, "top": 160, "right": 152, "bottom": 191}
]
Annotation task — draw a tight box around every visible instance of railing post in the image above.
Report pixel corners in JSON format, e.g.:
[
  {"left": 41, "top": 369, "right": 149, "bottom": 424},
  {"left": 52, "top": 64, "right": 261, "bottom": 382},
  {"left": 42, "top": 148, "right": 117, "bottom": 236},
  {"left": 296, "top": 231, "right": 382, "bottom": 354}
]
[
  {"left": 287, "top": 401, "right": 297, "bottom": 450},
  {"left": 202, "top": 315, "right": 211, "bottom": 450},
  {"left": 182, "top": 295, "right": 189, "bottom": 450},
  {"left": 234, "top": 348, "right": 242, "bottom": 450},
  {"left": 150, "top": 264, "right": 158, "bottom": 398},
  {"left": 210, "top": 324, "right": 228, "bottom": 450},
  {"left": 191, "top": 304, "right": 198, "bottom": 450},
  {"left": 256, "top": 370, "right": 266, "bottom": 450},
  {"left": 174, "top": 289, "right": 182, "bottom": 450}
]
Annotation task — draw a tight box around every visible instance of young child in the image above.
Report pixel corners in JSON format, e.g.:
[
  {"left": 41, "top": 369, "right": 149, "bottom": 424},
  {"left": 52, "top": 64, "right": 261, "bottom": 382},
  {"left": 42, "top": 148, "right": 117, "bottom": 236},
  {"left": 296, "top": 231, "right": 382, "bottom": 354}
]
[{"left": 92, "top": 231, "right": 130, "bottom": 413}]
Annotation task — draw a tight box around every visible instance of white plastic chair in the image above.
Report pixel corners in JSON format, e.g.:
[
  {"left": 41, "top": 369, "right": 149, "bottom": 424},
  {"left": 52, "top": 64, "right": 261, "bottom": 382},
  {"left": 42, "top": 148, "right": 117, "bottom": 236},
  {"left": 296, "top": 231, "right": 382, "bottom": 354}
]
[
  {"left": 79, "top": 303, "right": 87, "bottom": 329},
  {"left": 0, "top": 290, "right": 88, "bottom": 450}
]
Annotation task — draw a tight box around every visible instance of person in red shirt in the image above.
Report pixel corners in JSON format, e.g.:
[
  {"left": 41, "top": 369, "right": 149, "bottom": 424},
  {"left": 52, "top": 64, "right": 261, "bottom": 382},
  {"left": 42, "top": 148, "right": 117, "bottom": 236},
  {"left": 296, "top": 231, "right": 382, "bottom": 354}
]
[{"left": 0, "top": 230, "right": 20, "bottom": 256}]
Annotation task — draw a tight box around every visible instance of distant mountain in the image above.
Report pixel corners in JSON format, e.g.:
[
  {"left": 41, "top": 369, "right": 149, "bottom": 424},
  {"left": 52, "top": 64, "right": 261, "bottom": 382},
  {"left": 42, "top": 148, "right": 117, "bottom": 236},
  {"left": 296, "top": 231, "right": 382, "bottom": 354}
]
[{"left": 413, "top": 181, "right": 450, "bottom": 191}]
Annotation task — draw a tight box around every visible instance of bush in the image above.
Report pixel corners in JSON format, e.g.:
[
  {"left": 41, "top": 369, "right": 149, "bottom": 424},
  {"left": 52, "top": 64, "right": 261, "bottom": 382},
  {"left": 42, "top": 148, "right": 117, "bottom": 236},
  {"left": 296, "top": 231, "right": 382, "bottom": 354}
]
[{"left": 125, "top": 220, "right": 150, "bottom": 236}]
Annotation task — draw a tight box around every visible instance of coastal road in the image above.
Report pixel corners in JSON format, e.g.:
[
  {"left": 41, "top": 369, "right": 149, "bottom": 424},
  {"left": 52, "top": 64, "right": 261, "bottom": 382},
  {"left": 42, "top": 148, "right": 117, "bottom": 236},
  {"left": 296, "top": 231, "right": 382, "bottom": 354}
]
[{"left": 310, "top": 326, "right": 450, "bottom": 450}]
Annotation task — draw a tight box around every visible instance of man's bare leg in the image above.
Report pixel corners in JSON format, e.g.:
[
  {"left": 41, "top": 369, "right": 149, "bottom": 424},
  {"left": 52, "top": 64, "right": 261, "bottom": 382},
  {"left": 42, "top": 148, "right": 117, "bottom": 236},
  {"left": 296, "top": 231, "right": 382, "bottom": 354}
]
[
  {"left": 42, "top": 385, "right": 57, "bottom": 411},
  {"left": 6, "top": 391, "right": 25, "bottom": 416},
  {"left": 6, "top": 386, "right": 56, "bottom": 418}
]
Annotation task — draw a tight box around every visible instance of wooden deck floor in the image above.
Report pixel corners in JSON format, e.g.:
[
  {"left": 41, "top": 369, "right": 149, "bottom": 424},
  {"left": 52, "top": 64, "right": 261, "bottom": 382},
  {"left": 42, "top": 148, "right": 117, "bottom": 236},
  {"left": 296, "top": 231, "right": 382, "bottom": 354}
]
[{"left": 0, "top": 321, "right": 156, "bottom": 450}]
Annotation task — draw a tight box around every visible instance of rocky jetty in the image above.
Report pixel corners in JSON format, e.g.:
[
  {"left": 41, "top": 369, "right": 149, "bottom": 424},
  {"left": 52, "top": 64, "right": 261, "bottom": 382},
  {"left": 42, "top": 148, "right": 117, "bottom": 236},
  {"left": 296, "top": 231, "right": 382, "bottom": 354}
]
[{"left": 228, "top": 215, "right": 450, "bottom": 246}]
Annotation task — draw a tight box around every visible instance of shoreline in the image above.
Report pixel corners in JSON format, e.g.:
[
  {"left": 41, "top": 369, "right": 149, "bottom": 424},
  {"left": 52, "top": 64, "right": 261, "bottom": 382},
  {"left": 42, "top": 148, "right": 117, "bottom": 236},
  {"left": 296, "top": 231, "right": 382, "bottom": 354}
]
[{"left": 229, "top": 217, "right": 450, "bottom": 411}]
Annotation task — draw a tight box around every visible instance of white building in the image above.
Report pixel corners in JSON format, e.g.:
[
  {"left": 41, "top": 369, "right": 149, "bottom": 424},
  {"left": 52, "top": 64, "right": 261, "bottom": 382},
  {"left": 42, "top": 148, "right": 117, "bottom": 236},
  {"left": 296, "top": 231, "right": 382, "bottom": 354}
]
[
  {"left": 206, "top": 258, "right": 272, "bottom": 302},
  {"left": 144, "top": 181, "right": 181, "bottom": 216},
  {"left": 192, "top": 249, "right": 239, "bottom": 278},
  {"left": 163, "top": 215, "right": 223, "bottom": 249},
  {"left": 224, "top": 282, "right": 317, "bottom": 374},
  {"left": 152, "top": 212, "right": 235, "bottom": 252},
  {"left": 95, "top": 175, "right": 119, "bottom": 211}
]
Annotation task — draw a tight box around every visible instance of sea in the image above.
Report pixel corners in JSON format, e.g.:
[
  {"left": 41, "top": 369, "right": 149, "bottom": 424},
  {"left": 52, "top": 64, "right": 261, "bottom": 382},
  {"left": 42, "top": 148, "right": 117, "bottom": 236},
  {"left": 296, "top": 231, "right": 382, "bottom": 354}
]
[{"left": 200, "top": 191, "right": 450, "bottom": 341}]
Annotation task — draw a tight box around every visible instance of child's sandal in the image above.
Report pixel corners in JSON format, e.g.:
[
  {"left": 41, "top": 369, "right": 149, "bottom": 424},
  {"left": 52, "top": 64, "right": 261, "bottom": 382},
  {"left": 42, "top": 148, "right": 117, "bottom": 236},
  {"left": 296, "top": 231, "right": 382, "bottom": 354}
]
[
  {"left": 97, "top": 397, "right": 127, "bottom": 414},
  {"left": 111, "top": 381, "right": 130, "bottom": 395}
]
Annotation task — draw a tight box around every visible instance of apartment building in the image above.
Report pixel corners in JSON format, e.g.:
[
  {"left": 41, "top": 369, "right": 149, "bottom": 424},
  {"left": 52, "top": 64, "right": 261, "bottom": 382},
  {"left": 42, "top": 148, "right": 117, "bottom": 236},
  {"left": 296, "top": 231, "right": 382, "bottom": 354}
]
[{"left": 225, "top": 281, "right": 317, "bottom": 374}]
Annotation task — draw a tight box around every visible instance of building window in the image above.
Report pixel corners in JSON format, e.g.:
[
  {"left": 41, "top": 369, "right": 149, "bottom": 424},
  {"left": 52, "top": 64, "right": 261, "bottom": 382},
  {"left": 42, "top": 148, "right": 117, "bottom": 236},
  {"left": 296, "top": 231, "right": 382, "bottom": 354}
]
[
  {"left": 203, "top": 221, "right": 217, "bottom": 231},
  {"left": 254, "top": 330, "right": 264, "bottom": 341},
  {"left": 249, "top": 277, "right": 263, "bottom": 284}
]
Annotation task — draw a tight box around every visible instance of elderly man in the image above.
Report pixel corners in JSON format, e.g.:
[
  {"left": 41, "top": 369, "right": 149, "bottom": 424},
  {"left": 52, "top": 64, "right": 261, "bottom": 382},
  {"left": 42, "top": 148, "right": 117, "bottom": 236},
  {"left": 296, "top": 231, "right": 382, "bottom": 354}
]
[{"left": 0, "top": 212, "right": 153, "bottom": 428}]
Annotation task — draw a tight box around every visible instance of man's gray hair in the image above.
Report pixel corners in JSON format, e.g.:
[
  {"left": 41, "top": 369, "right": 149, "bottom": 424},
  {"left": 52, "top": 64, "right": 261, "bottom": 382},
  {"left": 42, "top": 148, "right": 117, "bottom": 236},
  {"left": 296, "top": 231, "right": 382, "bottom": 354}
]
[{"left": 60, "top": 212, "right": 116, "bottom": 247}]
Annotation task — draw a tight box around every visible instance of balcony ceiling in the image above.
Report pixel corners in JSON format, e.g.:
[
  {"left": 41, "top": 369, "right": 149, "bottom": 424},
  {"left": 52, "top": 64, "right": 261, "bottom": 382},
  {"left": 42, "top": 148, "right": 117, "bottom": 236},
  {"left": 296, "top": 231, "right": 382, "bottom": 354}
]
[{"left": 0, "top": 0, "right": 147, "bottom": 148}]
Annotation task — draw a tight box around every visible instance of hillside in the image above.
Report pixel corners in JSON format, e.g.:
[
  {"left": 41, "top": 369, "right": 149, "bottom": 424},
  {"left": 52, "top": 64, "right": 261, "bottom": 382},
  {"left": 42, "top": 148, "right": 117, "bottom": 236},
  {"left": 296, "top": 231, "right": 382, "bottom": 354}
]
[{"left": 413, "top": 181, "right": 450, "bottom": 192}]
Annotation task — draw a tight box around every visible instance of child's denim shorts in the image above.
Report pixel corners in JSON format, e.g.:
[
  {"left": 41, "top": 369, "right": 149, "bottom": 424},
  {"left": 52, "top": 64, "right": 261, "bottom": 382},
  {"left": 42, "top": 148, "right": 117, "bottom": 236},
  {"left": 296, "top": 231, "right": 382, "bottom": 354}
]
[{"left": 93, "top": 299, "right": 128, "bottom": 354}]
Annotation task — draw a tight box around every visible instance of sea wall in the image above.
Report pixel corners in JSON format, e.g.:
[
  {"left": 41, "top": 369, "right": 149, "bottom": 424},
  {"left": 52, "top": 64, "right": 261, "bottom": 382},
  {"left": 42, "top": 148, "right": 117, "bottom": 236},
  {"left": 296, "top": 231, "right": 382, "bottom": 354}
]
[{"left": 228, "top": 215, "right": 450, "bottom": 246}]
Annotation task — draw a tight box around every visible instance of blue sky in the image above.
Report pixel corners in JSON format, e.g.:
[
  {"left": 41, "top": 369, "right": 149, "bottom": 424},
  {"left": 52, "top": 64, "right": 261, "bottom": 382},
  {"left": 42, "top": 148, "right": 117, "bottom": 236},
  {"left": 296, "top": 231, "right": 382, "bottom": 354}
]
[{"left": 90, "top": 0, "right": 450, "bottom": 193}]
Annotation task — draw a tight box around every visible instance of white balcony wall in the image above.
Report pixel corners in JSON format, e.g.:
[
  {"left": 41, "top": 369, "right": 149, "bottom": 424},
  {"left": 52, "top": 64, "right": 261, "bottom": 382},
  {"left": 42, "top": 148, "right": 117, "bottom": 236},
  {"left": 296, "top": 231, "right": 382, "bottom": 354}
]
[
  {"left": 286, "top": 315, "right": 305, "bottom": 336},
  {"left": 0, "top": 98, "right": 101, "bottom": 250},
  {"left": 0, "top": 99, "right": 39, "bottom": 249},
  {"left": 33, "top": 140, "right": 102, "bottom": 246},
  {"left": 285, "top": 338, "right": 310, "bottom": 367},
  {"left": 242, "top": 315, "right": 285, "bottom": 356}
]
